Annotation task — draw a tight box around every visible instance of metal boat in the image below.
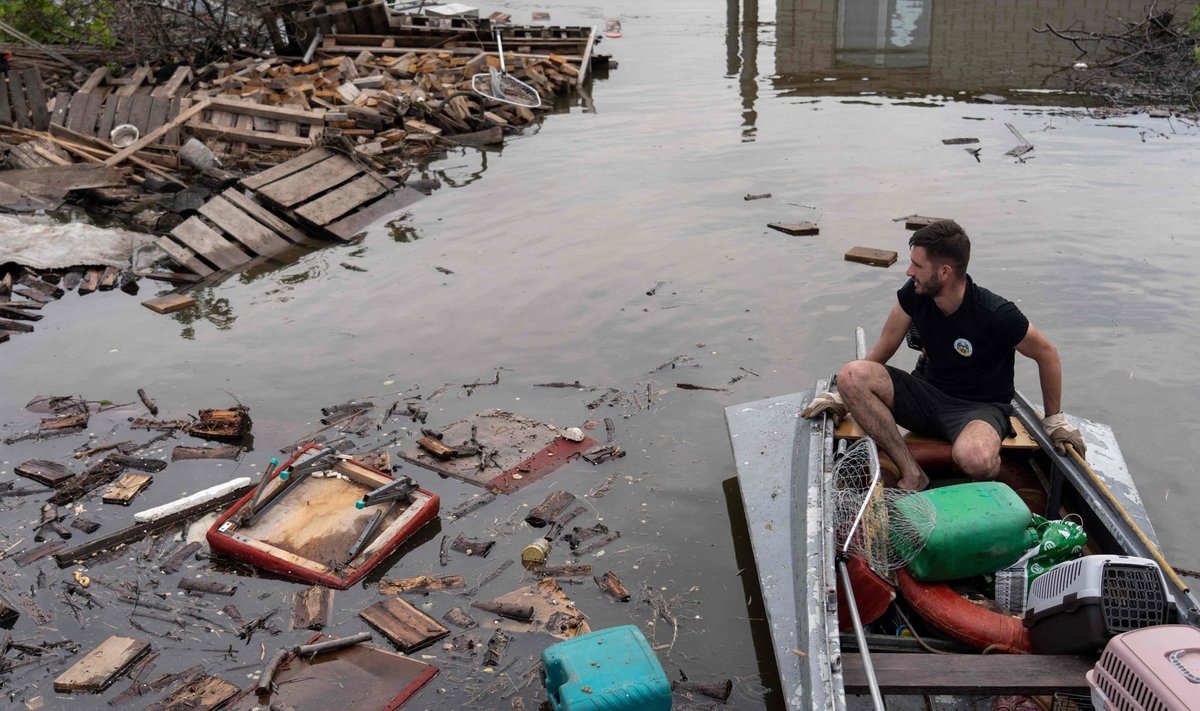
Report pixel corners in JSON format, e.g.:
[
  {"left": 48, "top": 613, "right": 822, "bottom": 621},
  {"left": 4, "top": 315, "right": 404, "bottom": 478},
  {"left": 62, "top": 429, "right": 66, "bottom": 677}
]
[{"left": 726, "top": 383, "right": 1200, "bottom": 710}]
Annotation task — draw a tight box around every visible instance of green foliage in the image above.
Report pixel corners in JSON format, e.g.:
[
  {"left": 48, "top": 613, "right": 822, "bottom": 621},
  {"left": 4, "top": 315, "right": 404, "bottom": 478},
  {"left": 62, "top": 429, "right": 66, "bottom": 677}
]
[
  {"left": 1191, "top": 4, "right": 1200, "bottom": 34},
  {"left": 0, "top": 0, "right": 115, "bottom": 47}
]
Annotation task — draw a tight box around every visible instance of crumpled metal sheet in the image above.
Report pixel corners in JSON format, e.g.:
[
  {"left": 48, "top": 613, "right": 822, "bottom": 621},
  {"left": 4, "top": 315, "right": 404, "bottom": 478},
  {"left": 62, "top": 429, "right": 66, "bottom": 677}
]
[{"left": 0, "top": 213, "right": 164, "bottom": 270}]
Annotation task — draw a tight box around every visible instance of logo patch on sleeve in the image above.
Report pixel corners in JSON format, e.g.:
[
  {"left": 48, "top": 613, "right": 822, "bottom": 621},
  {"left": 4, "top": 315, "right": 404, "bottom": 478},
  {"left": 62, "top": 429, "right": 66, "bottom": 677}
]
[{"left": 954, "top": 338, "right": 974, "bottom": 357}]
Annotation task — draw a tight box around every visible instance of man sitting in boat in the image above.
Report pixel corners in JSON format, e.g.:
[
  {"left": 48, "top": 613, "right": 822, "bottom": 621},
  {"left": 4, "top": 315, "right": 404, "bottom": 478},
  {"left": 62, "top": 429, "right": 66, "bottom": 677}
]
[{"left": 802, "top": 219, "right": 1086, "bottom": 490}]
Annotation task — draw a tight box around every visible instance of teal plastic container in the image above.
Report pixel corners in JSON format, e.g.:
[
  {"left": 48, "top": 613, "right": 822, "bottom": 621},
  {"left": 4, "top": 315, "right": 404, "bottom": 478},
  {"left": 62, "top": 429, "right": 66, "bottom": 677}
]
[
  {"left": 541, "top": 625, "right": 670, "bottom": 711},
  {"left": 897, "top": 481, "right": 1039, "bottom": 582}
]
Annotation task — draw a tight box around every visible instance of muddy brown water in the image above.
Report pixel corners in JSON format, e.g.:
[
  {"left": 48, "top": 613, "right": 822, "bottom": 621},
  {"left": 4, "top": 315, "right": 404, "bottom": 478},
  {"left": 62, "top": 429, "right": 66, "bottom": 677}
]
[{"left": 3, "top": 1, "right": 1200, "bottom": 708}]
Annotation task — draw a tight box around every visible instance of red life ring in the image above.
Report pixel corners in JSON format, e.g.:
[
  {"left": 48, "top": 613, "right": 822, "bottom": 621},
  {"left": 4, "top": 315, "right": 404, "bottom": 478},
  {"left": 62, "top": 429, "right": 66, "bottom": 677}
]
[{"left": 897, "top": 568, "right": 1032, "bottom": 654}]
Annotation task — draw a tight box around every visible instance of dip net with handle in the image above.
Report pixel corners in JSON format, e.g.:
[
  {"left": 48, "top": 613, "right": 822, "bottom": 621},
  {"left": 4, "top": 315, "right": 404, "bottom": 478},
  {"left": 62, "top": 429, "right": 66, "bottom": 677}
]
[
  {"left": 471, "top": 30, "right": 542, "bottom": 109},
  {"left": 831, "top": 437, "right": 936, "bottom": 572}
]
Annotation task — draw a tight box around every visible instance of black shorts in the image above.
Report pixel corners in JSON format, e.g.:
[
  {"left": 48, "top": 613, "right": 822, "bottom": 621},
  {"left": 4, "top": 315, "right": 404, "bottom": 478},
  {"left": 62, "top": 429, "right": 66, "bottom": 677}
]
[{"left": 886, "top": 366, "right": 1014, "bottom": 442}]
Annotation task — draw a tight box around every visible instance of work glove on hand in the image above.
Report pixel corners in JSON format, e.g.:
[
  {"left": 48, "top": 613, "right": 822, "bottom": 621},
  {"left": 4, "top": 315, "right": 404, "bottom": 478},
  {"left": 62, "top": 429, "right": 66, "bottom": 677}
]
[
  {"left": 1042, "top": 412, "right": 1086, "bottom": 458},
  {"left": 801, "top": 391, "right": 847, "bottom": 423}
]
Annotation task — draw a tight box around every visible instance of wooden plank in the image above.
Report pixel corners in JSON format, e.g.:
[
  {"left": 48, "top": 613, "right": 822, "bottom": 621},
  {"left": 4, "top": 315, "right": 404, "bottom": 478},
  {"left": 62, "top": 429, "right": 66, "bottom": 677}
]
[
  {"left": 104, "top": 98, "right": 212, "bottom": 166},
  {"left": 199, "top": 195, "right": 291, "bottom": 255},
  {"left": 142, "top": 293, "right": 197, "bottom": 314},
  {"left": 114, "top": 65, "right": 152, "bottom": 97},
  {"left": 146, "top": 97, "right": 171, "bottom": 132},
  {"left": 78, "top": 92, "right": 103, "bottom": 136},
  {"left": 48, "top": 92, "right": 70, "bottom": 127},
  {"left": 170, "top": 217, "right": 251, "bottom": 271},
  {"left": 843, "top": 653, "right": 1092, "bottom": 695},
  {"left": 78, "top": 268, "right": 102, "bottom": 295},
  {"left": 152, "top": 66, "right": 192, "bottom": 99},
  {"left": 379, "top": 575, "right": 465, "bottom": 594},
  {"left": 844, "top": 246, "right": 898, "bottom": 267},
  {"left": 165, "top": 96, "right": 183, "bottom": 145},
  {"left": 22, "top": 68, "right": 49, "bottom": 130},
  {"left": 65, "top": 91, "right": 91, "bottom": 134},
  {"left": 96, "top": 95, "right": 119, "bottom": 139},
  {"left": 53, "top": 636, "right": 151, "bottom": 693},
  {"left": 0, "top": 165, "right": 126, "bottom": 191},
  {"left": 290, "top": 585, "right": 333, "bottom": 630},
  {"left": 325, "top": 186, "right": 425, "bottom": 240},
  {"left": 128, "top": 94, "right": 154, "bottom": 133},
  {"left": 295, "top": 174, "right": 387, "bottom": 226},
  {"left": 256, "top": 154, "right": 361, "bottom": 208},
  {"left": 98, "top": 266, "right": 120, "bottom": 291},
  {"left": 576, "top": 26, "right": 596, "bottom": 86},
  {"left": 54, "top": 482, "right": 253, "bottom": 566},
  {"left": 154, "top": 236, "right": 214, "bottom": 276},
  {"left": 240, "top": 147, "right": 332, "bottom": 190},
  {"left": 208, "top": 97, "right": 326, "bottom": 124},
  {"left": 112, "top": 95, "right": 133, "bottom": 130},
  {"left": 359, "top": 597, "right": 449, "bottom": 653},
  {"left": 219, "top": 189, "right": 314, "bottom": 245},
  {"left": 15, "top": 459, "right": 74, "bottom": 486},
  {"left": 187, "top": 121, "right": 314, "bottom": 149},
  {"left": 102, "top": 473, "right": 153, "bottom": 505},
  {"left": 905, "top": 215, "right": 951, "bottom": 230},
  {"left": 146, "top": 673, "right": 238, "bottom": 711},
  {"left": 768, "top": 222, "right": 819, "bottom": 236},
  {"left": 8, "top": 70, "right": 31, "bottom": 128},
  {"left": 79, "top": 67, "right": 110, "bottom": 94}
]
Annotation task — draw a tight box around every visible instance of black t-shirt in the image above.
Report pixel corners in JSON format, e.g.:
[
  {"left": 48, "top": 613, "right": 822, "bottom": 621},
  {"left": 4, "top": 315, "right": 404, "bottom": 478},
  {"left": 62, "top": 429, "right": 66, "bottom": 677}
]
[{"left": 896, "top": 275, "right": 1029, "bottom": 404}]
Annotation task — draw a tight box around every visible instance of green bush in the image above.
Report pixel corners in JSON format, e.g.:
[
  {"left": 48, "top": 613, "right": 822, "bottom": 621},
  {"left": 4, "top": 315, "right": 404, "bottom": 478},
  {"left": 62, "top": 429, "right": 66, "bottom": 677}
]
[{"left": 0, "top": 0, "right": 114, "bottom": 46}]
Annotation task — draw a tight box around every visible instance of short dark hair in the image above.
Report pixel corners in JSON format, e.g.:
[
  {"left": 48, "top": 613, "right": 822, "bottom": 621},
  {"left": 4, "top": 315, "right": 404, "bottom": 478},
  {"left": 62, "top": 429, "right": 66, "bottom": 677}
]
[{"left": 909, "top": 220, "right": 970, "bottom": 275}]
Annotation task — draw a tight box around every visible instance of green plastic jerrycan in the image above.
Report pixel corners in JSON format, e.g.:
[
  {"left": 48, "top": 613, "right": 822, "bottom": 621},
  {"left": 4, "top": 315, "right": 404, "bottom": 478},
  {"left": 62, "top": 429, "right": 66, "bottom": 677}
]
[{"left": 896, "top": 481, "right": 1039, "bottom": 582}]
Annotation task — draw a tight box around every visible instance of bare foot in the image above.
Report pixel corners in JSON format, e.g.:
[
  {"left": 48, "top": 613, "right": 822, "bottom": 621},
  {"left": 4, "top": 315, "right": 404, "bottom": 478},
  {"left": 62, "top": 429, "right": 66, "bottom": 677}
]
[{"left": 897, "top": 470, "right": 930, "bottom": 491}]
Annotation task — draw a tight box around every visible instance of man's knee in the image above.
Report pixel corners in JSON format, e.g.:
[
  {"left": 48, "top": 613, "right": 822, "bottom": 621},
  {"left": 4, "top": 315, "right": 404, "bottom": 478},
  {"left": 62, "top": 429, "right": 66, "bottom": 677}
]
[
  {"left": 837, "top": 360, "right": 884, "bottom": 400},
  {"left": 952, "top": 441, "right": 1000, "bottom": 480}
]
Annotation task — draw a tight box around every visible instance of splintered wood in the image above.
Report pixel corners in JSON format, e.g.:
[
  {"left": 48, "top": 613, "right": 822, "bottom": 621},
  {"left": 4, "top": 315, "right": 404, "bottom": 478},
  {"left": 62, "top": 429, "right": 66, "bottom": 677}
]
[
  {"left": 54, "top": 635, "right": 152, "bottom": 693},
  {"left": 101, "top": 472, "right": 153, "bottom": 505},
  {"left": 359, "top": 596, "right": 449, "bottom": 653},
  {"left": 290, "top": 585, "right": 333, "bottom": 630}
]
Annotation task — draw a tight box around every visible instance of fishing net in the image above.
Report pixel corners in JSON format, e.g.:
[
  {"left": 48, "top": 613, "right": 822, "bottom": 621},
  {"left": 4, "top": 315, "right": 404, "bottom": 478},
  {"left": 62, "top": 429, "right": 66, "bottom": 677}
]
[
  {"left": 471, "top": 67, "right": 542, "bottom": 109},
  {"left": 831, "top": 438, "right": 936, "bottom": 571}
]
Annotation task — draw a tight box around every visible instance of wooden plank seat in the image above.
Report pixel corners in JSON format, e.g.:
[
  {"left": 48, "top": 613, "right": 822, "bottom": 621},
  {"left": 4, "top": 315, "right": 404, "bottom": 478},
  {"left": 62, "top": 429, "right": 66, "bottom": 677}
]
[
  {"left": 153, "top": 188, "right": 315, "bottom": 276},
  {"left": 843, "top": 652, "right": 1093, "bottom": 695},
  {"left": 835, "top": 414, "right": 1039, "bottom": 450}
]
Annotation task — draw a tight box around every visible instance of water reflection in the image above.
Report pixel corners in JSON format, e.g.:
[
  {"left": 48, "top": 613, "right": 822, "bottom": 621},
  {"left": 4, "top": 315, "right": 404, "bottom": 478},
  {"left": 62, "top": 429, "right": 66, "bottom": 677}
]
[
  {"left": 773, "top": 0, "right": 1151, "bottom": 99},
  {"left": 168, "top": 287, "right": 236, "bottom": 338},
  {"left": 727, "top": 0, "right": 761, "bottom": 139}
]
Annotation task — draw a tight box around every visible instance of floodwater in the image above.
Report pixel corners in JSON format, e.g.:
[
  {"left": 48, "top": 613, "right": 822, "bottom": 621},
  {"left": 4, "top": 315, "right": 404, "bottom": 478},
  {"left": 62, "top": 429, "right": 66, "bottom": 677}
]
[{"left": 3, "top": 0, "right": 1200, "bottom": 708}]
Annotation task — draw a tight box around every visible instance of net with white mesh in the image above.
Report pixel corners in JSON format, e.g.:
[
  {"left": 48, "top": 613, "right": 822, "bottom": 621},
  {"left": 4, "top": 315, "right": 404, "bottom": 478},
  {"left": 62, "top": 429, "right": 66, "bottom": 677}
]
[{"left": 830, "top": 438, "right": 936, "bottom": 571}]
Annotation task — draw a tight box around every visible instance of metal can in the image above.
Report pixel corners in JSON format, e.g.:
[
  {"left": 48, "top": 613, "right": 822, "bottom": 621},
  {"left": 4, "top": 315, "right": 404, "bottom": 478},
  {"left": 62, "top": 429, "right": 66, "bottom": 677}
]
[{"left": 521, "top": 538, "right": 551, "bottom": 568}]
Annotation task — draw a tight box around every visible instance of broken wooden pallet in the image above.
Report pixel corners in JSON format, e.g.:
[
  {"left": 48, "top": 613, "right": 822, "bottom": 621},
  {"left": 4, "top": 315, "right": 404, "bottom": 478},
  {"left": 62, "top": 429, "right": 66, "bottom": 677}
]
[
  {"left": 0, "top": 68, "right": 50, "bottom": 131},
  {"left": 154, "top": 187, "right": 318, "bottom": 276},
  {"left": 241, "top": 146, "right": 424, "bottom": 240},
  {"left": 49, "top": 91, "right": 180, "bottom": 146},
  {"left": 186, "top": 96, "right": 323, "bottom": 151}
]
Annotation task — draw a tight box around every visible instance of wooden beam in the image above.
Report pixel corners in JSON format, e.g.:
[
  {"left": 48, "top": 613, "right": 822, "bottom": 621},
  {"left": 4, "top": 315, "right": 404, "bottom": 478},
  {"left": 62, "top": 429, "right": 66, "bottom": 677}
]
[
  {"left": 187, "top": 121, "right": 313, "bottom": 149},
  {"left": 103, "top": 98, "right": 212, "bottom": 167},
  {"left": 209, "top": 97, "right": 326, "bottom": 125},
  {"left": 576, "top": 26, "right": 596, "bottom": 87},
  {"left": 52, "top": 482, "right": 253, "bottom": 566}
]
